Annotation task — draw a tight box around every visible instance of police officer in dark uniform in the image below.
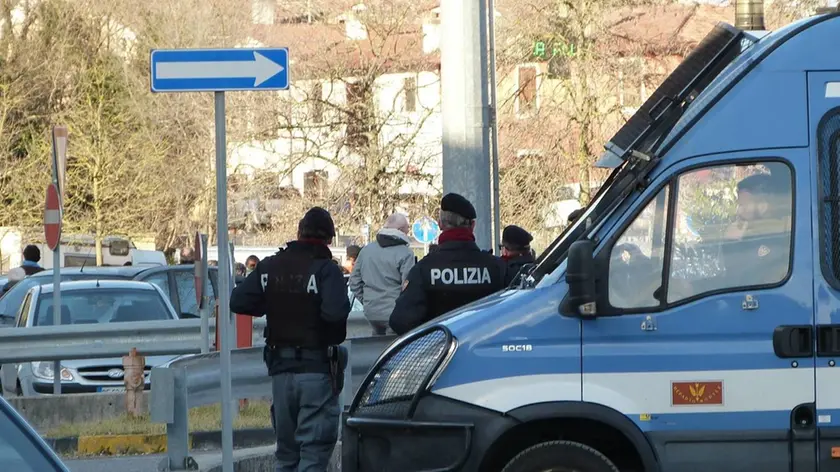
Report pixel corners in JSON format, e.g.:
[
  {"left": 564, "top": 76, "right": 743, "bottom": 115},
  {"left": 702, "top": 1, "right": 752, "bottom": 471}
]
[
  {"left": 719, "top": 171, "right": 792, "bottom": 286},
  {"left": 389, "top": 193, "right": 507, "bottom": 335},
  {"left": 501, "top": 225, "right": 536, "bottom": 286},
  {"left": 230, "top": 207, "right": 350, "bottom": 472}
]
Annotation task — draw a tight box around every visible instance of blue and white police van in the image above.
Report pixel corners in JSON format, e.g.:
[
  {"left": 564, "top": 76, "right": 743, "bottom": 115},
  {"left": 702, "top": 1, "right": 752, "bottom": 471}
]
[{"left": 342, "top": 9, "right": 840, "bottom": 472}]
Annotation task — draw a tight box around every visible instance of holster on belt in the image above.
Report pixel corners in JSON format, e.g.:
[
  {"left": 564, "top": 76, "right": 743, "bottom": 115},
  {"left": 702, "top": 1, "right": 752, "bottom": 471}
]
[{"left": 328, "top": 345, "right": 348, "bottom": 396}]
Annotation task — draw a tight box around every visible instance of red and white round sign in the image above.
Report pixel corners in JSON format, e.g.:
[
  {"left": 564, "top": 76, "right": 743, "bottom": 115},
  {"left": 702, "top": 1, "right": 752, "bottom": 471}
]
[{"left": 44, "top": 183, "right": 62, "bottom": 251}]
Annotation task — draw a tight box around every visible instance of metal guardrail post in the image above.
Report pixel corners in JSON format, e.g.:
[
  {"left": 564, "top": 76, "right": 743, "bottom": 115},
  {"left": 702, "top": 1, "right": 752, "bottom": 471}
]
[
  {"left": 168, "top": 366, "right": 196, "bottom": 470},
  {"left": 152, "top": 365, "right": 196, "bottom": 471}
]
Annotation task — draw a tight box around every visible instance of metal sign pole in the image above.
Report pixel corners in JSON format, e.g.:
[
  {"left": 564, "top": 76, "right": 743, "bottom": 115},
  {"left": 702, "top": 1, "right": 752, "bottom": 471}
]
[
  {"left": 149, "top": 47, "right": 289, "bottom": 472},
  {"left": 214, "top": 91, "right": 234, "bottom": 472},
  {"left": 50, "top": 130, "right": 63, "bottom": 396},
  {"left": 199, "top": 234, "right": 210, "bottom": 354}
]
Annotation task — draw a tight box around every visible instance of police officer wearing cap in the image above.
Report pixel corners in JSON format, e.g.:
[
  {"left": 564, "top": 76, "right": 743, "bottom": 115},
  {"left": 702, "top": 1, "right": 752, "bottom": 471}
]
[
  {"left": 230, "top": 207, "right": 350, "bottom": 472},
  {"left": 501, "top": 225, "right": 536, "bottom": 286},
  {"left": 389, "top": 193, "right": 507, "bottom": 335}
]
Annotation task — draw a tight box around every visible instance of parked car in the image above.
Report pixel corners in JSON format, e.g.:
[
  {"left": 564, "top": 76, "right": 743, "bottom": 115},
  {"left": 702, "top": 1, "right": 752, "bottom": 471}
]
[
  {"left": 0, "top": 395, "right": 68, "bottom": 471},
  {"left": 0, "top": 280, "right": 181, "bottom": 397},
  {"left": 0, "top": 264, "right": 219, "bottom": 326}
]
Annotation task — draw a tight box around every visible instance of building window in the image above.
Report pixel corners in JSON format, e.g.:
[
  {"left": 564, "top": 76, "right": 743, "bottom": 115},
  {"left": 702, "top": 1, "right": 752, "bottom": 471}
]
[
  {"left": 403, "top": 76, "right": 417, "bottom": 113},
  {"left": 516, "top": 65, "right": 538, "bottom": 116},
  {"left": 345, "top": 81, "right": 373, "bottom": 149},
  {"left": 311, "top": 82, "right": 324, "bottom": 123},
  {"left": 251, "top": 0, "right": 276, "bottom": 25},
  {"left": 304, "top": 170, "right": 328, "bottom": 199},
  {"left": 229, "top": 173, "right": 247, "bottom": 193}
]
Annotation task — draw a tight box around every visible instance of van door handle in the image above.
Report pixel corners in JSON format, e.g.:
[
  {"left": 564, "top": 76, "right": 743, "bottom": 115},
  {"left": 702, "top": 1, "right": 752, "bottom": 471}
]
[
  {"left": 817, "top": 324, "right": 840, "bottom": 357},
  {"left": 773, "top": 325, "right": 813, "bottom": 358}
]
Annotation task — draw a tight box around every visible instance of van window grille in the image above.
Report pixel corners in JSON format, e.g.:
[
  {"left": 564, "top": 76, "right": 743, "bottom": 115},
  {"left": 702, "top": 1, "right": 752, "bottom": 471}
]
[{"left": 818, "top": 112, "right": 840, "bottom": 284}]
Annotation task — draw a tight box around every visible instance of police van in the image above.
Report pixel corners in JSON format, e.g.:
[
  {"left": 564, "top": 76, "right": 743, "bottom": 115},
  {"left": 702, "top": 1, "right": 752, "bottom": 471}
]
[{"left": 342, "top": 10, "right": 840, "bottom": 472}]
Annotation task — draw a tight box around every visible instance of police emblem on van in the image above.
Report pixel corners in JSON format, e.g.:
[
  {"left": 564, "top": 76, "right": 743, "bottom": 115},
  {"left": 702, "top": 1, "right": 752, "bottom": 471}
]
[{"left": 671, "top": 381, "right": 723, "bottom": 405}]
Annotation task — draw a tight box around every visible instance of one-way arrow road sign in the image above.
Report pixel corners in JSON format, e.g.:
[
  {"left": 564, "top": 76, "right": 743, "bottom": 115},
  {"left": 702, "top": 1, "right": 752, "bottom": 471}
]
[{"left": 150, "top": 48, "right": 289, "bottom": 93}]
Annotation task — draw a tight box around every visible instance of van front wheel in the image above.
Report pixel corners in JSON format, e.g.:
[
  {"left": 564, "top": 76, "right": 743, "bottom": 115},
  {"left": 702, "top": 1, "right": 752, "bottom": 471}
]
[{"left": 501, "top": 440, "right": 620, "bottom": 472}]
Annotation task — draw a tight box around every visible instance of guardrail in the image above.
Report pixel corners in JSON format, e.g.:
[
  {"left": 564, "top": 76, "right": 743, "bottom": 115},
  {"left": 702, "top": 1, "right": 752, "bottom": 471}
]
[
  {"left": 0, "top": 319, "right": 206, "bottom": 364},
  {"left": 0, "top": 316, "right": 372, "bottom": 365},
  {"left": 150, "top": 335, "right": 398, "bottom": 471}
]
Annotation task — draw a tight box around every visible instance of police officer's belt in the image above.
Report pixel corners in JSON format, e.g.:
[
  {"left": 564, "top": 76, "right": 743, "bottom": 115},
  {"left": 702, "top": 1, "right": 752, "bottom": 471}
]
[{"left": 266, "top": 345, "right": 330, "bottom": 361}]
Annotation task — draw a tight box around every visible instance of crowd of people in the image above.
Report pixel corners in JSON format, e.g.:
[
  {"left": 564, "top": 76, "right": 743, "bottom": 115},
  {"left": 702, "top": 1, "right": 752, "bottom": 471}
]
[{"left": 229, "top": 192, "right": 542, "bottom": 472}]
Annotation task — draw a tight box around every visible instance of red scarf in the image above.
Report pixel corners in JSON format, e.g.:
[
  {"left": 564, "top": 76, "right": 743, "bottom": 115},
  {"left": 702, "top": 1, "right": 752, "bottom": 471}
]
[{"left": 438, "top": 228, "right": 476, "bottom": 244}]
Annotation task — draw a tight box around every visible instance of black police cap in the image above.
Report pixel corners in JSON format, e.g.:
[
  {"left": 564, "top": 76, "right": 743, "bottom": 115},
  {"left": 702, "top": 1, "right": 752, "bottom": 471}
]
[
  {"left": 441, "top": 193, "right": 477, "bottom": 220},
  {"left": 502, "top": 225, "right": 533, "bottom": 249},
  {"left": 301, "top": 207, "right": 336, "bottom": 238}
]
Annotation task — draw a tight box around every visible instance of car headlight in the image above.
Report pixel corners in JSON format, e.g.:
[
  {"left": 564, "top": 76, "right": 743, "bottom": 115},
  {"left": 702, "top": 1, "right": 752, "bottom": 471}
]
[
  {"left": 31, "top": 362, "right": 74, "bottom": 381},
  {"left": 354, "top": 328, "right": 454, "bottom": 418}
]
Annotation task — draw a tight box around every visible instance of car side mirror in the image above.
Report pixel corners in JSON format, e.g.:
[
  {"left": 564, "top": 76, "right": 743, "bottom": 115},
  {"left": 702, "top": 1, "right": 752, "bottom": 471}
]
[{"left": 561, "top": 239, "right": 598, "bottom": 317}]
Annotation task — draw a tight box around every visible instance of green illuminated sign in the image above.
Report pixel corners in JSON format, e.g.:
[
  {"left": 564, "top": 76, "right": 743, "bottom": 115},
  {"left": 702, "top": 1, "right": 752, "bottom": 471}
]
[{"left": 533, "top": 40, "right": 578, "bottom": 59}]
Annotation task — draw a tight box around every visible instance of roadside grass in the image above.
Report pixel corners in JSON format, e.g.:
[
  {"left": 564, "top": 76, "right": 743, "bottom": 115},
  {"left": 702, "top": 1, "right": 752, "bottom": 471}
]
[{"left": 46, "top": 401, "right": 272, "bottom": 438}]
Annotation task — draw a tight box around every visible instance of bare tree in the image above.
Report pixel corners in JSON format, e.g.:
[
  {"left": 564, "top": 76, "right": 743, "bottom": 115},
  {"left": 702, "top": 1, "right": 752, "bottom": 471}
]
[
  {"left": 222, "top": 1, "right": 441, "bottom": 243},
  {"left": 493, "top": 0, "right": 823, "bottom": 249}
]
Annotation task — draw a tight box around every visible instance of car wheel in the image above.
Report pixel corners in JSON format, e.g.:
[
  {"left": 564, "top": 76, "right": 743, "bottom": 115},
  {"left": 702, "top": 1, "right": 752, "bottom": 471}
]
[{"left": 501, "top": 440, "right": 620, "bottom": 472}]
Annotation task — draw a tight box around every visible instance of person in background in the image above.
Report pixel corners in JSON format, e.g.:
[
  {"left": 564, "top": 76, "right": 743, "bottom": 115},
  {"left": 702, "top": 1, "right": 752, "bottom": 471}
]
[
  {"left": 20, "top": 245, "right": 44, "bottom": 276},
  {"left": 343, "top": 245, "right": 361, "bottom": 274},
  {"left": 180, "top": 247, "right": 195, "bottom": 264},
  {"left": 230, "top": 207, "right": 350, "bottom": 472},
  {"left": 349, "top": 213, "right": 415, "bottom": 336},
  {"left": 2, "top": 267, "right": 26, "bottom": 295},
  {"left": 389, "top": 193, "right": 507, "bottom": 335},
  {"left": 500, "top": 225, "right": 536, "bottom": 286},
  {"left": 245, "top": 255, "right": 260, "bottom": 275},
  {"left": 208, "top": 260, "right": 218, "bottom": 267}
]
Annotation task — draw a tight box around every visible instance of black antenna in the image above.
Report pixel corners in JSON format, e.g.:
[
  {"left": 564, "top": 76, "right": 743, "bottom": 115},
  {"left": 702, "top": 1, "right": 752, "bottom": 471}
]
[{"left": 80, "top": 255, "right": 88, "bottom": 273}]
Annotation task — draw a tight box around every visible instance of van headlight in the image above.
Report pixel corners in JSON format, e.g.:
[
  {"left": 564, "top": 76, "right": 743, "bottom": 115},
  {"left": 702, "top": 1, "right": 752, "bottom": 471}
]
[{"left": 354, "top": 327, "right": 455, "bottom": 418}]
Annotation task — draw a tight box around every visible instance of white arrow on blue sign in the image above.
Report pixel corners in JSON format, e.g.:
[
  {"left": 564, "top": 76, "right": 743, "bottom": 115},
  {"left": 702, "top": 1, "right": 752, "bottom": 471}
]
[
  {"left": 412, "top": 216, "right": 440, "bottom": 245},
  {"left": 150, "top": 48, "right": 290, "bottom": 93}
]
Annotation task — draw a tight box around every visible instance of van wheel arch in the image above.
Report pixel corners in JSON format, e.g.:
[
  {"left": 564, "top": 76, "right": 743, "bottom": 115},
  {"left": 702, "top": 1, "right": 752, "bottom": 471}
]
[{"left": 480, "top": 401, "right": 660, "bottom": 472}]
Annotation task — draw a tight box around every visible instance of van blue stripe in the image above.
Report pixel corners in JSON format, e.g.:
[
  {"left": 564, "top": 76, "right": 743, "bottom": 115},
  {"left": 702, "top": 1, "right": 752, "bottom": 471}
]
[{"left": 634, "top": 410, "right": 790, "bottom": 432}]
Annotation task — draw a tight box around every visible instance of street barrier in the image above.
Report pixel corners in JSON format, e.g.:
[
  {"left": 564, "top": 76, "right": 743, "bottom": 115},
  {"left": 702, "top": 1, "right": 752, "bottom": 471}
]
[
  {"left": 150, "top": 334, "right": 398, "bottom": 471},
  {"left": 0, "top": 319, "right": 206, "bottom": 364},
  {"left": 0, "top": 316, "right": 372, "bottom": 365}
]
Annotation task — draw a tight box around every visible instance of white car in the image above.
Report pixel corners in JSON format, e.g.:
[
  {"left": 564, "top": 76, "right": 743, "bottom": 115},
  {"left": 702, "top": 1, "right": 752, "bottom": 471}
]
[{"left": 1, "top": 280, "right": 180, "bottom": 397}]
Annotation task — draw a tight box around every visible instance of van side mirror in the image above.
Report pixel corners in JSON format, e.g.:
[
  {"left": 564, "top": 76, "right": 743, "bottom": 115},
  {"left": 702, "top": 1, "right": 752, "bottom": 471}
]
[{"left": 561, "top": 239, "right": 597, "bottom": 317}]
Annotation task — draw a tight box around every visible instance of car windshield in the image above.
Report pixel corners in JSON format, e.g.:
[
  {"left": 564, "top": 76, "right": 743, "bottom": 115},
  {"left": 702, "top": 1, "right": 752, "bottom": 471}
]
[
  {"left": 0, "top": 274, "right": 124, "bottom": 318},
  {"left": 33, "top": 288, "right": 171, "bottom": 326}
]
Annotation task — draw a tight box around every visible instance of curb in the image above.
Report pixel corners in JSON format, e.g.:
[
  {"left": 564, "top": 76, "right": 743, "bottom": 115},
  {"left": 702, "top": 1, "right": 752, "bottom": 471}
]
[
  {"left": 201, "top": 442, "right": 341, "bottom": 472},
  {"left": 48, "top": 428, "right": 275, "bottom": 456}
]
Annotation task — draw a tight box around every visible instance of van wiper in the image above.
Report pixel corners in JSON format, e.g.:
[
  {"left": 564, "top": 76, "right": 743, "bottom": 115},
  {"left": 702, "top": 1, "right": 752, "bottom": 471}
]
[{"left": 598, "top": 22, "right": 745, "bottom": 166}]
